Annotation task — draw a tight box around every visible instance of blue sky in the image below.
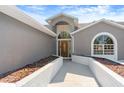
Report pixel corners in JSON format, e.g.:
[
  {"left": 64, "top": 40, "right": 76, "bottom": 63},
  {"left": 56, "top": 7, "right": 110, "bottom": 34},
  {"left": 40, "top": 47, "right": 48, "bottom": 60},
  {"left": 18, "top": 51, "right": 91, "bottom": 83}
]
[{"left": 17, "top": 5, "right": 124, "bottom": 24}]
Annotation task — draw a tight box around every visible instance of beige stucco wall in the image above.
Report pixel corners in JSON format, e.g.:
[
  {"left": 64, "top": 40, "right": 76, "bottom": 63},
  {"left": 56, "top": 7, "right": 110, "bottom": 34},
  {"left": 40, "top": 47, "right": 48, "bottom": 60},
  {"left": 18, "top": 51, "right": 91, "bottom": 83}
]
[
  {"left": 50, "top": 16, "right": 76, "bottom": 33},
  {"left": 73, "top": 22, "right": 124, "bottom": 60},
  {"left": 0, "top": 12, "right": 56, "bottom": 74},
  {"left": 56, "top": 24, "right": 71, "bottom": 34}
]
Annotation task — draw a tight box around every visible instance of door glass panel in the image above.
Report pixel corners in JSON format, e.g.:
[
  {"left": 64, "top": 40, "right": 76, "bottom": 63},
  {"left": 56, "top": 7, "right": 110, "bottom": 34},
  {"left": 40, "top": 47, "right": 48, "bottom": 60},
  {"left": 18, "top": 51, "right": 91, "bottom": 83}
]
[
  {"left": 58, "top": 40, "right": 71, "bottom": 58},
  {"left": 58, "top": 31, "right": 71, "bottom": 58}
]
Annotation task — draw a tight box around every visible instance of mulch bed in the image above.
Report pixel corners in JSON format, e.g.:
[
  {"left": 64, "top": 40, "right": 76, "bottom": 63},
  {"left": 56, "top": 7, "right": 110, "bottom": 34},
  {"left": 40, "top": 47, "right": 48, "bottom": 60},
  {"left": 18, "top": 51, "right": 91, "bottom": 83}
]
[
  {"left": 94, "top": 57, "right": 124, "bottom": 78},
  {"left": 0, "top": 56, "right": 58, "bottom": 83}
]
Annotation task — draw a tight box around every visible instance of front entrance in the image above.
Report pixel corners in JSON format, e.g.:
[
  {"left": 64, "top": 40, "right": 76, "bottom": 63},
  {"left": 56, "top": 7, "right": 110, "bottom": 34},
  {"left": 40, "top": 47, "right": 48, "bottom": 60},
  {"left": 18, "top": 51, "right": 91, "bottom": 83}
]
[
  {"left": 57, "top": 32, "right": 72, "bottom": 59},
  {"left": 58, "top": 39, "right": 71, "bottom": 59}
]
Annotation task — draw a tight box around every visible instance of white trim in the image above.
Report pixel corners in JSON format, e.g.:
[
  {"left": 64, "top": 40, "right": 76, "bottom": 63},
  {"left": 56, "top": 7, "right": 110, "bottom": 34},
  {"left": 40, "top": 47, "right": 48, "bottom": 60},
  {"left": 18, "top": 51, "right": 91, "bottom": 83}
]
[
  {"left": 71, "top": 19, "right": 124, "bottom": 35},
  {"left": 91, "top": 32, "right": 118, "bottom": 61},
  {"left": 56, "top": 37, "right": 58, "bottom": 56},
  {"left": 0, "top": 5, "right": 56, "bottom": 37},
  {"left": 63, "top": 57, "right": 71, "bottom": 59},
  {"left": 71, "top": 35, "right": 74, "bottom": 53},
  {"left": 56, "top": 32, "right": 73, "bottom": 58},
  {"left": 58, "top": 39, "right": 71, "bottom": 41},
  {"left": 57, "top": 39, "right": 72, "bottom": 58}
]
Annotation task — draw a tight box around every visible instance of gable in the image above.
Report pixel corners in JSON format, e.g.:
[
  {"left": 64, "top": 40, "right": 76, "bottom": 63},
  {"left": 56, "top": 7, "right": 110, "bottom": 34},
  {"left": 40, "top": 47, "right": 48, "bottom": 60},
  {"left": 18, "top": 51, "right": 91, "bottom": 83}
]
[
  {"left": 46, "top": 13, "right": 77, "bottom": 22},
  {"left": 50, "top": 16, "right": 76, "bottom": 26},
  {"left": 85, "top": 22, "right": 124, "bottom": 33},
  {"left": 88, "top": 22, "right": 124, "bottom": 32},
  {"left": 46, "top": 13, "right": 78, "bottom": 28},
  {"left": 71, "top": 19, "right": 124, "bottom": 35}
]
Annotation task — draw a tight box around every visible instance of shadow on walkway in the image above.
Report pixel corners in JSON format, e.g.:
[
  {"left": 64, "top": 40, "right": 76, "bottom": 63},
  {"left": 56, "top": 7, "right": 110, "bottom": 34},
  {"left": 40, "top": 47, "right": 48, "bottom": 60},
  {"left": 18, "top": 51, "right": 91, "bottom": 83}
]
[{"left": 49, "top": 60, "right": 99, "bottom": 87}]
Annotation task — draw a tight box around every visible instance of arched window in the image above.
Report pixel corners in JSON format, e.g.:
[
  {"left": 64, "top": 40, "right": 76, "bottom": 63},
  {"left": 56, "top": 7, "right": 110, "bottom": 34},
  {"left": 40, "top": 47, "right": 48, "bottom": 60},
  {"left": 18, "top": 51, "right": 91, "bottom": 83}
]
[
  {"left": 58, "top": 32, "right": 71, "bottom": 39},
  {"left": 93, "top": 35, "right": 114, "bottom": 55},
  {"left": 91, "top": 32, "right": 118, "bottom": 60},
  {"left": 55, "top": 21, "right": 71, "bottom": 33}
]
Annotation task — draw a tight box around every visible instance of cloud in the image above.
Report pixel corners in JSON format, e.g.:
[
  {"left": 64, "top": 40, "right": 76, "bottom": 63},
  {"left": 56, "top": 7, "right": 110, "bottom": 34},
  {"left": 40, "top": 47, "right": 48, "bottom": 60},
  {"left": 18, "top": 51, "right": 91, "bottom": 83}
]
[
  {"left": 58, "top": 5, "right": 110, "bottom": 15},
  {"left": 17, "top": 5, "right": 124, "bottom": 24},
  {"left": 18, "top": 5, "right": 47, "bottom": 15},
  {"left": 64, "top": 5, "right": 110, "bottom": 15},
  {"left": 59, "top": 5, "right": 77, "bottom": 10},
  {"left": 23, "top": 11, "right": 48, "bottom": 24},
  {"left": 26, "top": 5, "right": 46, "bottom": 11},
  {"left": 91, "top": 5, "right": 110, "bottom": 14},
  {"left": 62, "top": 5, "right": 124, "bottom": 23}
]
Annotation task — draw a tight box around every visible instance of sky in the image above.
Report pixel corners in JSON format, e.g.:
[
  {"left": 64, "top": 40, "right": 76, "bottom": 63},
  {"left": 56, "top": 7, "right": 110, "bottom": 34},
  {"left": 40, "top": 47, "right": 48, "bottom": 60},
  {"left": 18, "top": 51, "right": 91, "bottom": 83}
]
[{"left": 17, "top": 5, "right": 124, "bottom": 24}]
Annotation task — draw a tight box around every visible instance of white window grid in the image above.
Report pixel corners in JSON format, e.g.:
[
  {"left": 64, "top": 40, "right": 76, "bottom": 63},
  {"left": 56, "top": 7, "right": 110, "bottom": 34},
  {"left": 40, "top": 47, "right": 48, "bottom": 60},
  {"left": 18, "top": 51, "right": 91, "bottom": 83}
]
[{"left": 94, "top": 44, "right": 114, "bottom": 55}]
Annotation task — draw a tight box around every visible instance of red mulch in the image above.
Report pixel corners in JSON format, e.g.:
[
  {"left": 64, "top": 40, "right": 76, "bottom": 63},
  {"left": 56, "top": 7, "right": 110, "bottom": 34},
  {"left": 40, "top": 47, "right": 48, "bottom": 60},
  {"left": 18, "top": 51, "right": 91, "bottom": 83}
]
[
  {"left": 94, "top": 58, "right": 124, "bottom": 77},
  {"left": 0, "top": 56, "right": 58, "bottom": 83}
]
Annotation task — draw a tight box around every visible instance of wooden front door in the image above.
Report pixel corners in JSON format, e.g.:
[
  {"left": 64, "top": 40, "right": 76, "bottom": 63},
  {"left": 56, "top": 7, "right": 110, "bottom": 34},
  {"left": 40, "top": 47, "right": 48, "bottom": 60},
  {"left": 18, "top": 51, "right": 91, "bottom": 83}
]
[{"left": 58, "top": 40, "right": 70, "bottom": 57}]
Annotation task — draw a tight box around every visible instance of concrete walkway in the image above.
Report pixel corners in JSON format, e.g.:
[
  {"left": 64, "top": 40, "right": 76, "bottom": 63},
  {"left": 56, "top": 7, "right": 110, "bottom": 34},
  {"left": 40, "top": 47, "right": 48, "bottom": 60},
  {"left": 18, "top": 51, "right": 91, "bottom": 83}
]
[{"left": 48, "top": 60, "right": 99, "bottom": 87}]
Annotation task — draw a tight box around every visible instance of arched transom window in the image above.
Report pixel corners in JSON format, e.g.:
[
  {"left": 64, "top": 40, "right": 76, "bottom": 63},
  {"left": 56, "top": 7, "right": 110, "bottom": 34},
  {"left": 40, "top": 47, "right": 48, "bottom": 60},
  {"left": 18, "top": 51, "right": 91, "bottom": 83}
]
[
  {"left": 58, "top": 32, "right": 71, "bottom": 39},
  {"left": 55, "top": 21, "right": 71, "bottom": 33},
  {"left": 93, "top": 35, "right": 114, "bottom": 55}
]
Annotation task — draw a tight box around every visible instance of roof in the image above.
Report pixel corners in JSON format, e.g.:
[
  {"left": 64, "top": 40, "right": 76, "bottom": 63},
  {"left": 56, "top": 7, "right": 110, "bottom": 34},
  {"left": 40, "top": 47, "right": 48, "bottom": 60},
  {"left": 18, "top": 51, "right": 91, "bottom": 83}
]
[
  {"left": 0, "top": 5, "right": 56, "bottom": 37},
  {"left": 46, "top": 13, "right": 78, "bottom": 23},
  {"left": 117, "top": 22, "right": 124, "bottom": 25},
  {"left": 78, "top": 23, "right": 91, "bottom": 28},
  {"left": 71, "top": 19, "right": 124, "bottom": 35}
]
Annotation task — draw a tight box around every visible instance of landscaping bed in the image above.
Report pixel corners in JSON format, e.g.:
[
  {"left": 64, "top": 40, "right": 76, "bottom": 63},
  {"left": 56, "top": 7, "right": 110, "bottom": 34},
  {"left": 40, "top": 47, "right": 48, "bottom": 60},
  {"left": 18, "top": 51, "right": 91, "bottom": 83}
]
[
  {"left": 0, "top": 56, "right": 58, "bottom": 83},
  {"left": 94, "top": 57, "right": 124, "bottom": 78}
]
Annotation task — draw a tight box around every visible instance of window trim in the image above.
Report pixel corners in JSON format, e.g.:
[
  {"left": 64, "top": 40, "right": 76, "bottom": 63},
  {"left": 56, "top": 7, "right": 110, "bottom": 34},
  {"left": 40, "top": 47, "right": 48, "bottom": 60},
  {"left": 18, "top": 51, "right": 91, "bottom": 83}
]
[{"left": 91, "top": 32, "right": 118, "bottom": 60}]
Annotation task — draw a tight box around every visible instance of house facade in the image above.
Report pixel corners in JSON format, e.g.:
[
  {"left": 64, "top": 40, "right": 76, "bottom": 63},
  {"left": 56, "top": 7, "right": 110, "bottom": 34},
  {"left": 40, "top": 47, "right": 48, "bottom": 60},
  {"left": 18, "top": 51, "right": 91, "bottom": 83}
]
[
  {"left": 46, "top": 13, "right": 124, "bottom": 61},
  {"left": 0, "top": 6, "right": 124, "bottom": 74}
]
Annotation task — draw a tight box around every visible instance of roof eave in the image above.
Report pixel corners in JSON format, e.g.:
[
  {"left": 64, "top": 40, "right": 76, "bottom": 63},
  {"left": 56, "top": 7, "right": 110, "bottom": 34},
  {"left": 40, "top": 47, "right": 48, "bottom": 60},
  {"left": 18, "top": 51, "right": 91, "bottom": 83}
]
[
  {"left": 0, "top": 5, "right": 56, "bottom": 37},
  {"left": 71, "top": 19, "right": 124, "bottom": 35}
]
